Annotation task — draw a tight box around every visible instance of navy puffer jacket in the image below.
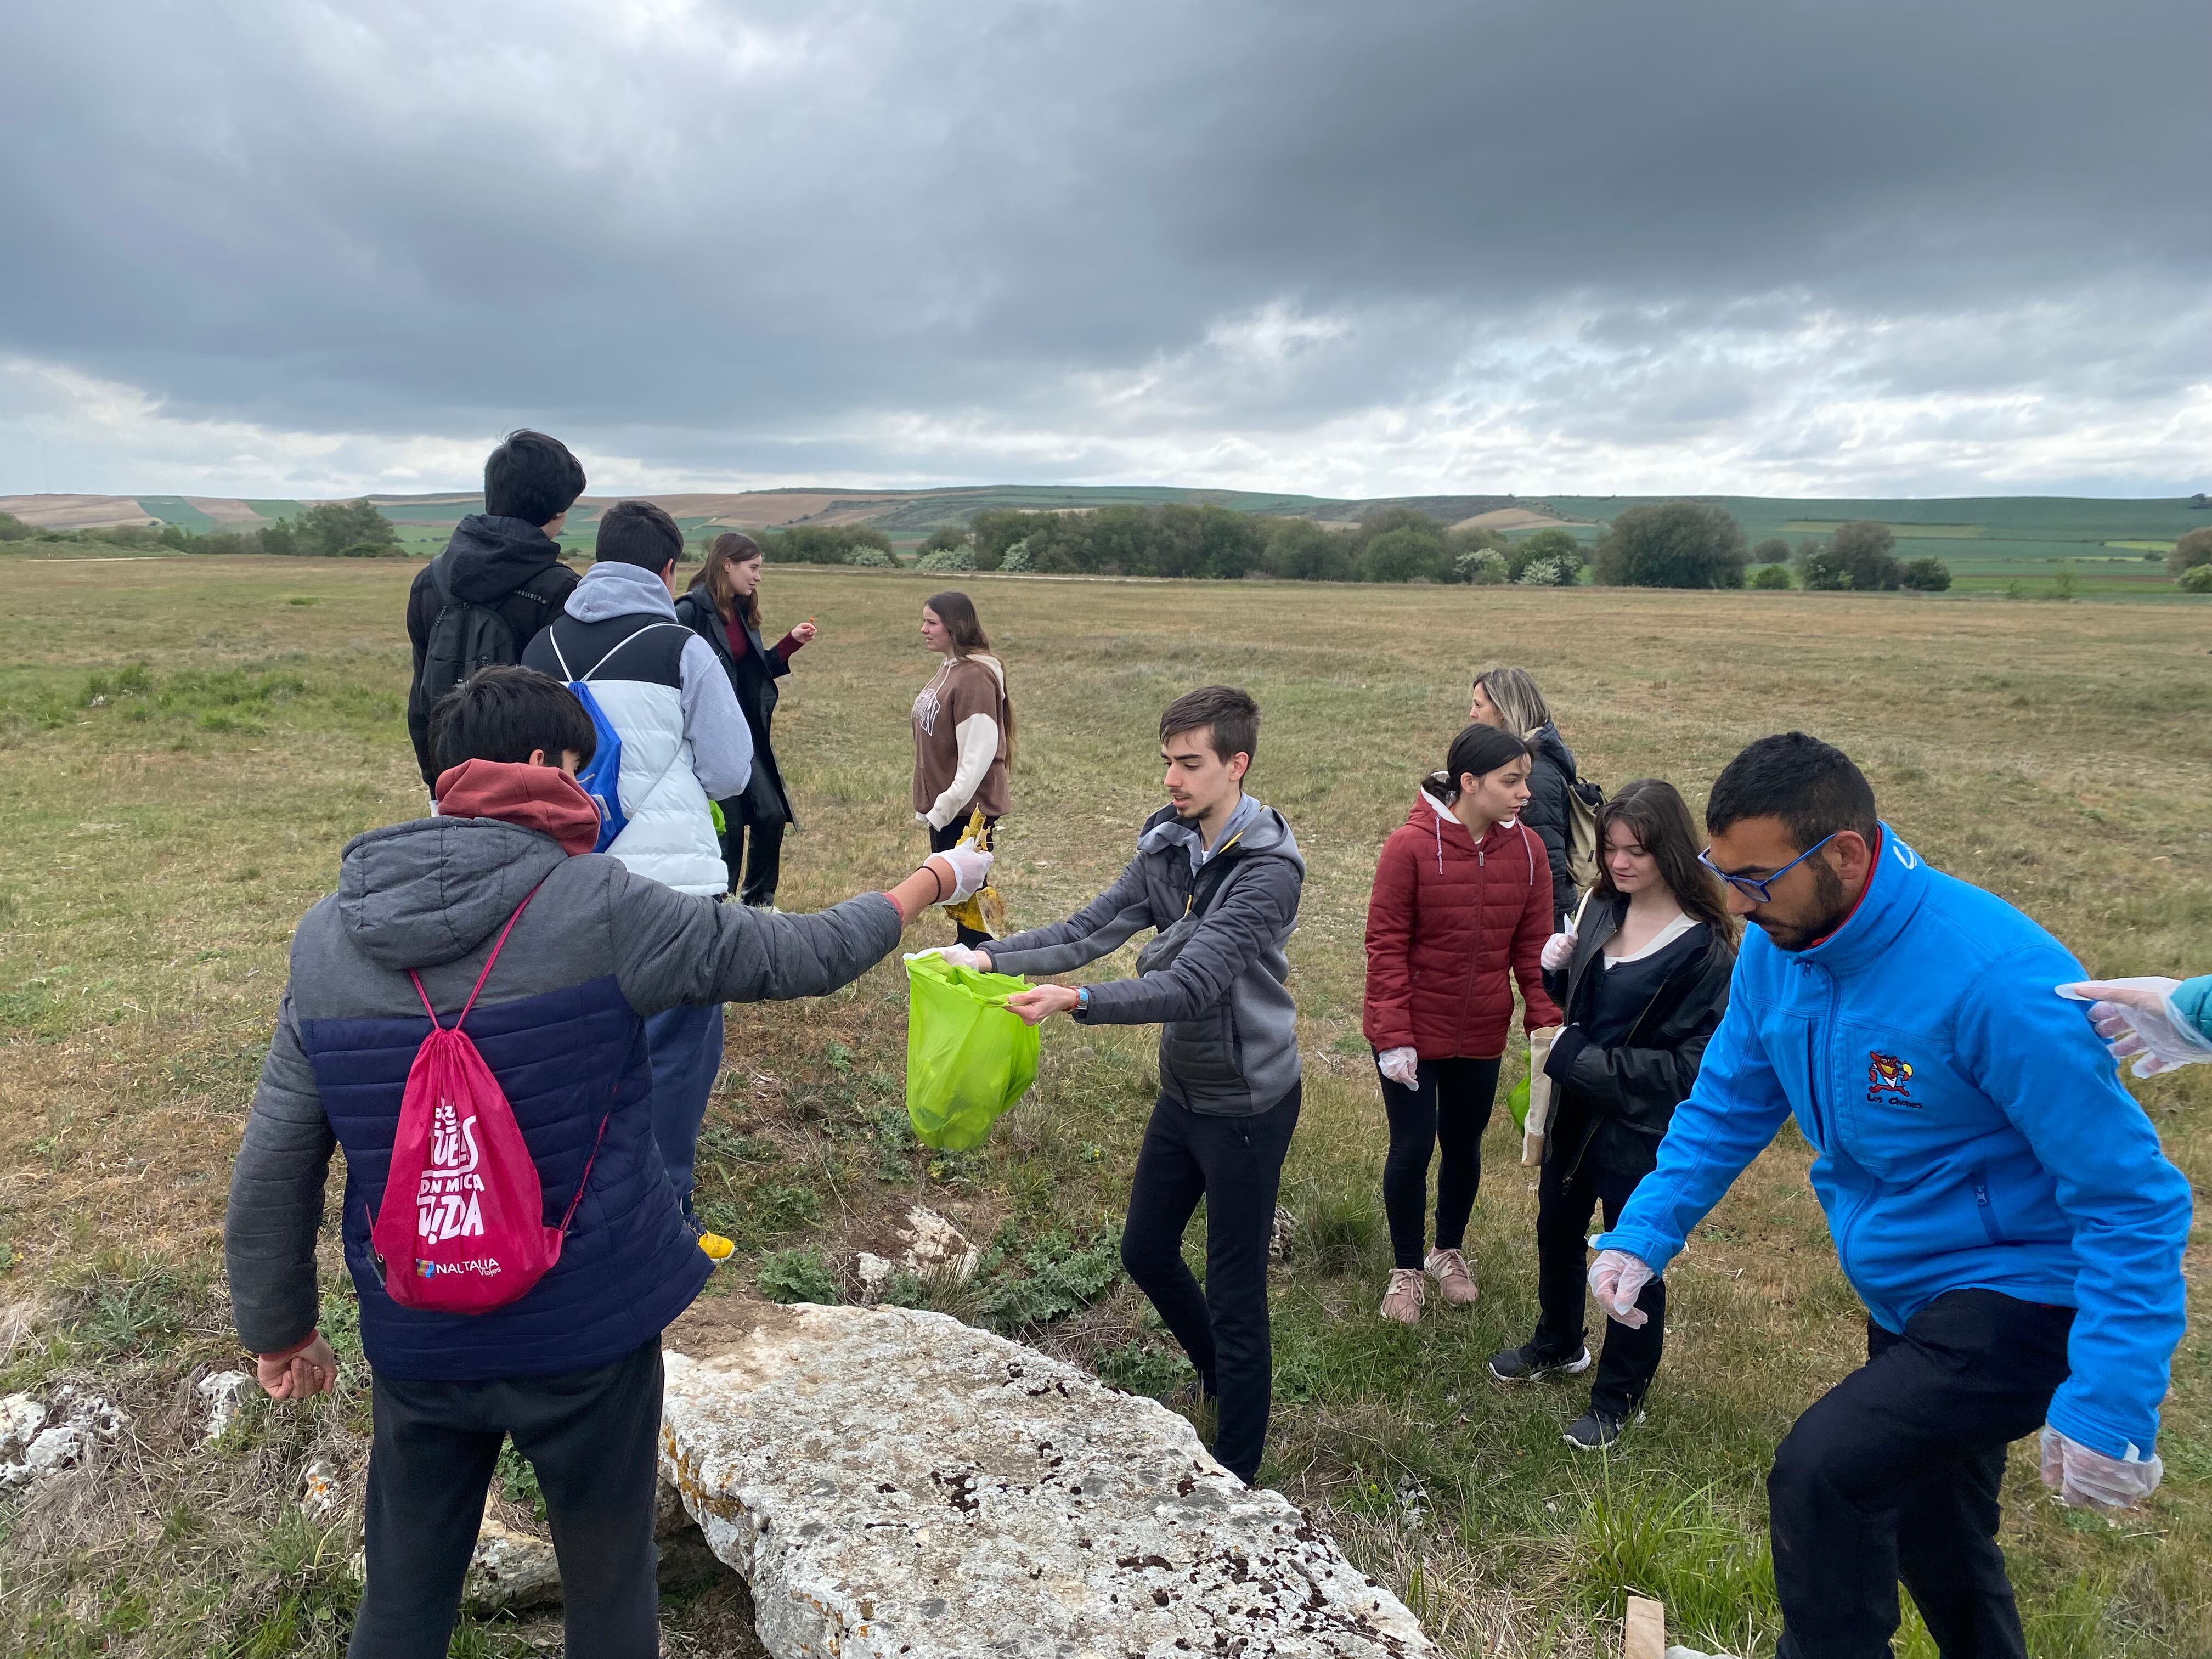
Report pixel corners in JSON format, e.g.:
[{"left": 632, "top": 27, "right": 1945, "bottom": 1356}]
[{"left": 224, "top": 806, "right": 900, "bottom": 1381}]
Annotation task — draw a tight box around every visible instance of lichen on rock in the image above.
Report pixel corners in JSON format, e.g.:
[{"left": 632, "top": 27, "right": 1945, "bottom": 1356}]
[{"left": 659, "top": 1302, "right": 1436, "bottom": 1658}]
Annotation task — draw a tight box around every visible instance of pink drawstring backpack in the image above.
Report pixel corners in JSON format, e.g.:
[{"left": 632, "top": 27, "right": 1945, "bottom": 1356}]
[{"left": 371, "top": 888, "right": 606, "bottom": 1313}]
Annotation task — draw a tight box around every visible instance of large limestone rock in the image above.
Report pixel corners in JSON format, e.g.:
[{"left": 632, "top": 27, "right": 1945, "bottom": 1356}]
[{"left": 661, "top": 1302, "right": 1437, "bottom": 1658}]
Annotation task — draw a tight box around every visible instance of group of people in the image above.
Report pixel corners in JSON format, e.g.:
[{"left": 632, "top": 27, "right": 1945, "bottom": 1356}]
[{"left": 224, "top": 427, "right": 2199, "bottom": 1659}]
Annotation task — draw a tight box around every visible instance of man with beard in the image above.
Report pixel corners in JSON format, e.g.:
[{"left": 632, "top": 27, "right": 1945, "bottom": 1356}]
[{"left": 1588, "top": 732, "right": 2189, "bottom": 1659}]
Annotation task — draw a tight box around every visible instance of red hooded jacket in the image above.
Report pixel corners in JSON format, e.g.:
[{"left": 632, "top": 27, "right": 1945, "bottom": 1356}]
[{"left": 1363, "top": 783, "right": 1564, "bottom": 1059}]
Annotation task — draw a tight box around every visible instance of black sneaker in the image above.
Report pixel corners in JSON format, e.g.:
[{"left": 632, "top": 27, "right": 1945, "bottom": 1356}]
[
  {"left": 1564, "top": 1408, "right": 1628, "bottom": 1451},
  {"left": 1487, "top": 1342, "right": 1593, "bottom": 1384}
]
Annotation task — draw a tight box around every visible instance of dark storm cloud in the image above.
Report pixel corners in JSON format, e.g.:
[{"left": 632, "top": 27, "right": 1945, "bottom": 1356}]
[{"left": 1, "top": 0, "right": 2205, "bottom": 489}]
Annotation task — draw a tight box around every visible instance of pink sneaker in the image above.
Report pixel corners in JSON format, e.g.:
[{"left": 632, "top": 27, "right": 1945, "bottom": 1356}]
[
  {"left": 1379, "top": 1268, "right": 1425, "bottom": 1325},
  {"left": 1425, "top": 1247, "right": 1479, "bottom": 1306}
]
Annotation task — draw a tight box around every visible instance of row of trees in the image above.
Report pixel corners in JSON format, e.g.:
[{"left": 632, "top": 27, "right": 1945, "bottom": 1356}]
[
  {"left": 0, "top": 500, "right": 403, "bottom": 558},
  {"left": 1746, "top": 521, "right": 1953, "bottom": 592}
]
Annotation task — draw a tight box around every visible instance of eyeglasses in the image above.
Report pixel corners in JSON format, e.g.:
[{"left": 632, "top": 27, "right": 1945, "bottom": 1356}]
[{"left": 1699, "top": 832, "right": 1837, "bottom": 905}]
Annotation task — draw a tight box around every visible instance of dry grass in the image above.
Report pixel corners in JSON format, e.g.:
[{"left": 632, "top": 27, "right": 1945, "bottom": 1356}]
[{"left": 1, "top": 557, "right": 2207, "bottom": 1656}]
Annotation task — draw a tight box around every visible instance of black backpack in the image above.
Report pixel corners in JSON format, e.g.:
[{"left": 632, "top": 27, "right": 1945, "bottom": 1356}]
[{"left": 419, "top": 554, "right": 566, "bottom": 708}]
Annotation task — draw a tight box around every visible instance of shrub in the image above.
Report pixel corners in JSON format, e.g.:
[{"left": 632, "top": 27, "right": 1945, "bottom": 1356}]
[
  {"left": 1453, "top": 547, "right": 1508, "bottom": 585},
  {"left": 1515, "top": 555, "right": 1577, "bottom": 587},
  {"left": 269, "top": 498, "right": 399, "bottom": 558},
  {"left": 1829, "top": 521, "right": 1903, "bottom": 590},
  {"left": 1262, "top": 517, "right": 1357, "bottom": 582},
  {"left": 1592, "top": 501, "right": 1747, "bottom": 589},
  {"left": 1796, "top": 541, "right": 1853, "bottom": 591},
  {"left": 1506, "top": 527, "right": 1584, "bottom": 583},
  {"left": 1359, "top": 524, "right": 1449, "bottom": 584},
  {"left": 917, "top": 525, "right": 970, "bottom": 557},
  {"left": 1751, "top": 537, "right": 1790, "bottom": 566},
  {"left": 1749, "top": 563, "right": 1793, "bottom": 590},
  {"left": 1901, "top": 556, "right": 1952, "bottom": 591},
  {"left": 757, "top": 1246, "right": 840, "bottom": 1305},
  {"left": 2045, "top": 566, "right": 2078, "bottom": 601},
  {"left": 0, "top": 510, "right": 32, "bottom": 542},
  {"left": 765, "top": 524, "right": 894, "bottom": 565},
  {"left": 844, "top": 545, "right": 896, "bottom": 568},
  {"left": 2180, "top": 562, "right": 2212, "bottom": 593},
  {"left": 998, "top": 538, "right": 1034, "bottom": 573},
  {"left": 914, "top": 543, "right": 977, "bottom": 572},
  {"left": 2170, "top": 526, "right": 2212, "bottom": 576}
]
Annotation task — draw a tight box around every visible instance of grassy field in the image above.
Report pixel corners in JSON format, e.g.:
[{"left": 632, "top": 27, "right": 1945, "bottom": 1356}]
[{"left": 1, "top": 558, "right": 2207, "bottom": 1657}]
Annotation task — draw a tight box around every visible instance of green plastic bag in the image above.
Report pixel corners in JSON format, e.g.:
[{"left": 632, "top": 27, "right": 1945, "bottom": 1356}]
[
  {"left": 1506, "top": 1076, "right": 1531, "bottom": 1132},
  {"left": 905, "top": 955, "right": 1041, "bottom": 1151}
]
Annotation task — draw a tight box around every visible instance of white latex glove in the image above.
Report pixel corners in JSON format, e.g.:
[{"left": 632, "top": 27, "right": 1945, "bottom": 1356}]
[
  {"left": 2039, "top": 1426, "right": 2163, "bottom": 1510},
  {"left": 1376, "top": 1047, "right": 1419, "bottom": 1087},
  {"left": 928, "top": 845, "right": 994, "bottom": 904},
  {"left": 1540, "top": 929, "right": 1577, "bottom": 972},
  {"left": 1589, "top": 1249, "right": 1654, "bottom": 1328},
  {"left": 2056, "top": 978, "right": 2212, "bottom": 1077},
  {"left": 932, "top": 945, "right": 987, "bottom": 970}
]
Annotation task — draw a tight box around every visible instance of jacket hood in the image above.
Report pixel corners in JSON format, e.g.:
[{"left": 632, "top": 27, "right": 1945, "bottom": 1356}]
[
  {"left": 440, "top": 515, "right": 569, "bottom": 603},
  {"left": 566, "top": 560, "right": 679, "bottom": 624},
  {"left": 432, "top": 759, "right": 602, "bottom": 856},
  {"left": 335, "top": 817, "right": 569, "bottom": 972},
  {"left": 1408, "top": 782, "right": 1536, "bottom": 874},
  {"left": 1138, "top": 796, "right": 1304, "bottom": 878},
  {"left": 946, "top": 651, "right": 1006, "bottom": 692},
  {"left": 1539, "top": 725, "right": 1575, "bottom": 783},
  {"left": 1531, "top": 723, "right": 1576, "bottom": 777}
]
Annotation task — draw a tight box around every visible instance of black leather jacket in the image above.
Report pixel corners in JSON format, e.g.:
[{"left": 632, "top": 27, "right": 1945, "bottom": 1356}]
[
  {"left": 673, "top": 589, "right": 793, "bottom": 828},
  {"left": 1540, "top": 895, "right": 1735, "bottom": 1181}
]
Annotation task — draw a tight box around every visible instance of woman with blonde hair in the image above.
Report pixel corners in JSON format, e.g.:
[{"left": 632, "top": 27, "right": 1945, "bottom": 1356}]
[
  {"left": 1469, "top": 664, "right": 1586, "bottom": 929},
  {"left": 674, "top": 532, "right": 817, "bottom": 907},
  {"left": 912, "top": 590, "right": 1013, "bottom": 947}
]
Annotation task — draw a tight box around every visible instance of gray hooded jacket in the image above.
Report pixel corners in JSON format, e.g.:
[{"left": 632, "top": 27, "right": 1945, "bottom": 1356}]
[{"left": 987, "top": 798, "right": 1304, "bottom": 1115}]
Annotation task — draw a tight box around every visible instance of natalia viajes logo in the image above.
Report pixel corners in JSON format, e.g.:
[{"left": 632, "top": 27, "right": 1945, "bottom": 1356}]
[{"left": 416, "top": 1257, "right": 503, "bottom": 1278}]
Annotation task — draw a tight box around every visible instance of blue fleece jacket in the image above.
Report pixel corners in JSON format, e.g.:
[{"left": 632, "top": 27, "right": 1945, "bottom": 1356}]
[{"left": 1597, "top": 826, "right": 2193, "bottom": 1462}]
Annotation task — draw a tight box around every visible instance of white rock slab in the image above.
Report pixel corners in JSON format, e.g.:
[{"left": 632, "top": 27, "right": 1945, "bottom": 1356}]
[
  {"left": 661, "top": 1302, "right": 1436, "bottom": 1659},
  {"left": 197, "top": 1370, "right": 252, "bottom": 1441}
]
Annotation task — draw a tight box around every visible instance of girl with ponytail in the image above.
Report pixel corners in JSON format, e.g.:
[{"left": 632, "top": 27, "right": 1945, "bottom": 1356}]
[{"left": 1361, "top": 724, "right": 1563, "bottom": 1326}]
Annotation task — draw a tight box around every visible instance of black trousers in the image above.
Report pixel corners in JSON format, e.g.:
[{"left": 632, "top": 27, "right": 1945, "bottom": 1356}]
[
  {"left": 928, "top": 814, "right": 1000, "bottom": 947},
  {"left": 715, "top": 799, "right": 783, "bottom": 908},
  {"left": 1532, "top": 1149, "right": 1663, "bottom": 1416},
  {"left": 1769, "top": 1290, "right": 2075, "bottom": 1659},
  {"left": 351, "top": 1339, "right": 666, "bottom": 1659},
  {"left": 1378, "top": 1056, "right": 1501, "bottom": 1270},
  {"left": 1119, "top": 1082, "right": 1301, "bottom": 1485}
]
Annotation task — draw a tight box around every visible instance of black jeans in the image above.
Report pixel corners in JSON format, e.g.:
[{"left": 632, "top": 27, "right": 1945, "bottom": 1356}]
[
  {"left": 1532, "top": 1149, "right": 1663, "bottom": 1416},
  {"left": 715, "top": 800, "right": 785, "bottom": 909},
  {"left": 1769, "top": 1290, "right": 2075, "bottom": 1659},
  {"left": 1378, "top": 1056, "right": 1501, "bottom": 1271},
  {"left": 1119, "top": 1082, "right": 1301, "bottom": 1485},
  {"left": 351, "top": 1339, "right": 666, "bottom": 1659},
  {"left": 928, "top": 815, "right": 1000, "bottom": 947}
]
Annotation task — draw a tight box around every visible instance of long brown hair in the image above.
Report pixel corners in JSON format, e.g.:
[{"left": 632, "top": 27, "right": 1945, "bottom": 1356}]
[
  {"left": 1592, "top": 777, "right": 1737, "bottom": 943},
  {"left": 691, "top": 531, "right": 764, "bottom": 628},
  {"left": 923, "top": 589, "right": 1016, "bottom": 753}
]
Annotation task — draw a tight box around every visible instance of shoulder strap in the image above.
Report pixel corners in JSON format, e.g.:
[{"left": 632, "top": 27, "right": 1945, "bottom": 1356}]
[
  {"left": 406, "top": 883, "right": 544, "bottom": 1031},
  {"left": 428, "top": 551, "right": 454, "bottom": 605},
  {"left": 572, "top": 620, "right": 690, "bottom": 684}
]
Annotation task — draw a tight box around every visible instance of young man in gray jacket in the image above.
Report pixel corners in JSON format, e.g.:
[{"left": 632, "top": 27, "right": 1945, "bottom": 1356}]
[
  {"left": 952, "top": 685, "right": 1305, "bottom": 1485},
  {"left": 225, "top": 667, "right": 990, "bottom": 1659}
]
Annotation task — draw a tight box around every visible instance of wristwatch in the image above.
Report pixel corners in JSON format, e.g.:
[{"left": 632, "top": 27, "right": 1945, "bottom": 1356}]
[{"left": 1075, "top": 986, "right": 1093, "bottom": 1018}]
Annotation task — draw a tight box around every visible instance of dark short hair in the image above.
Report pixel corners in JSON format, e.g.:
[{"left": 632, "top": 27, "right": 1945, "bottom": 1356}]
[
  {"left": 1160, "top": 685, "right": 1260, "bottom": 765},
  {"left": 483, "top": 430, "right": 586, "bottom": 526},
  {"left": 1435, "top": 722, "right": 1534, "bottom": 800},
  {"left": 596, "top": 500, "right": 684, "bottom": 572},
  {"left": 1706, "top": 732, "right": 1878, "bottom": 851},
  {"left": 430, "top": 665, "right": 597, "bottom": 777}
]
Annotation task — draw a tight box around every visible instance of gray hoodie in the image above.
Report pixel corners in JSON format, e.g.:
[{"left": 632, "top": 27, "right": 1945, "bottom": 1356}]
[{"left": 987, "top": 798, "right": 1305, "bottom": 1115}]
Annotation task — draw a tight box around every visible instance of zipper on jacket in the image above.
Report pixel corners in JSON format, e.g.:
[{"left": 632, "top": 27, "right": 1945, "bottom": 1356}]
[{"left": 1970, "top": 1168, "right": 2003, "bottom": 1245}]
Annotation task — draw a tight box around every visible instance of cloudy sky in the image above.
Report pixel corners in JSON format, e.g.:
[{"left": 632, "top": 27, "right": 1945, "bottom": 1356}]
[{"left": 3, "top": 1, "right": 2206, "bottom": 500}]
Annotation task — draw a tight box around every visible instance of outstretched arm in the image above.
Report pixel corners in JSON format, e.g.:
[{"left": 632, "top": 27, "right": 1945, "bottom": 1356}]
[{"left": 984, "top": 857, "right": 1156, "bottom": 978}]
